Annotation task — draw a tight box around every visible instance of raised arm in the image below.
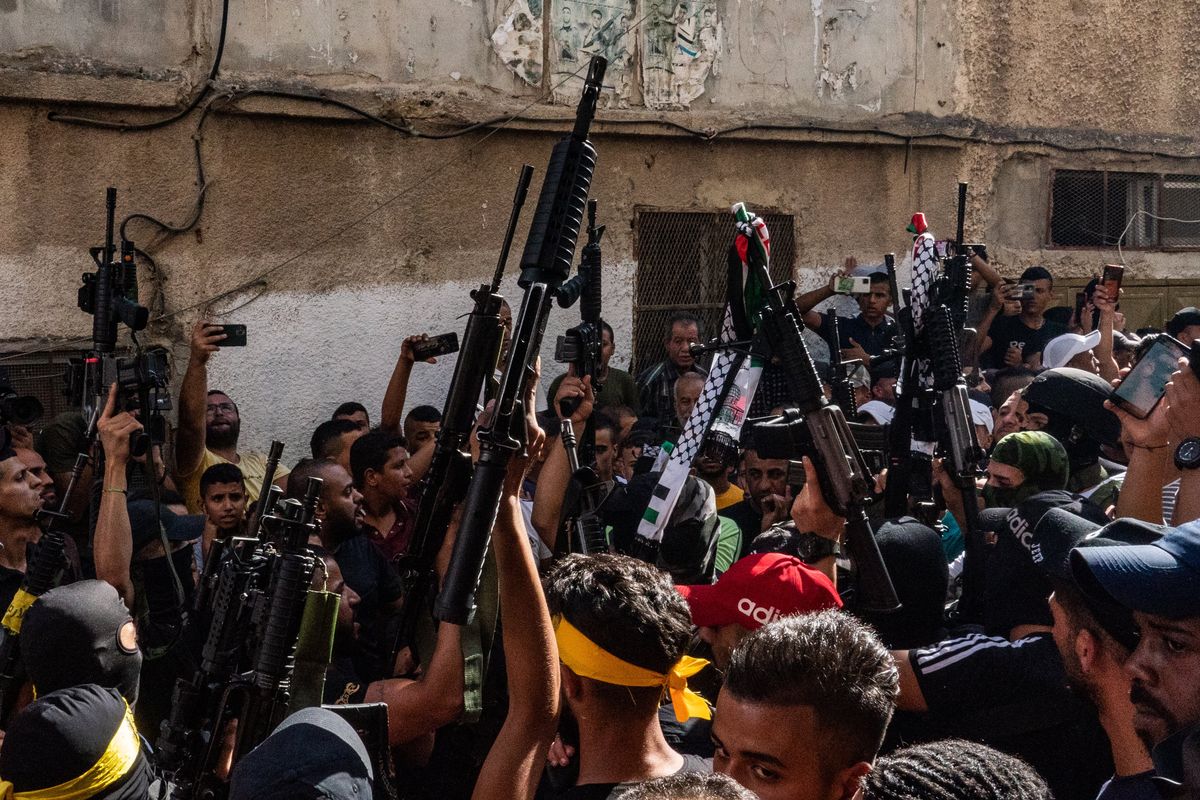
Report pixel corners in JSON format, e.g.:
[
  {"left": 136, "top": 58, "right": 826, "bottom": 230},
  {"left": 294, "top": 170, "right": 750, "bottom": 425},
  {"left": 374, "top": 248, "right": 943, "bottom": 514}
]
[
  {"left": 175, "top": 320, "right": 225, "bottom": 478},
  {"left": 1166, "top": 361, "right": 1200, "bottom": 525},
  {"left": 1092, "top": 286, "right": 1121, "bottom": 383},
  {"left": 94, "top": 385, "right": 141, "bottom": 609},
  {"left": 473, "top": 428, "right": 559, "bottom": 800},
  {"left": 1109, "top": 392, "right": 1171, "bottom": 523},
  {"left": 796, "top": 258, "right": 853, "bottom": 315},
  {"left": 530, "top": 373, "right": 593, "bottom": 551},
  {"left": 380, "top": 334, "right": 433, "bottom": 436}
]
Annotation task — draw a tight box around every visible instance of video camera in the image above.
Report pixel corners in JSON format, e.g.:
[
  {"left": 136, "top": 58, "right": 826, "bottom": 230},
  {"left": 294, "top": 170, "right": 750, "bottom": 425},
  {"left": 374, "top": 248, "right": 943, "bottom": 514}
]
[
  {"left": 0, "top": 386, "right": 43, "bottom": 428},
  {"left": 77, "top": 188, "right": 164, "bottom": 457}
]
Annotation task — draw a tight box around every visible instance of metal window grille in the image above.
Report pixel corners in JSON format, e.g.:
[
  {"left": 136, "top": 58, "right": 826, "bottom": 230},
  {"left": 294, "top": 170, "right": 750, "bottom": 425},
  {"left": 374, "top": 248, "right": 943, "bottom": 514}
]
[
  {"left": 632, "top": 210, "right": 795, "bottom": 374},
  {"left": 1048, "top": 169, "right": 1200, "bottom": 249},
  {"left": 0, "top": 351, "right": 83, "bottom": 433}
]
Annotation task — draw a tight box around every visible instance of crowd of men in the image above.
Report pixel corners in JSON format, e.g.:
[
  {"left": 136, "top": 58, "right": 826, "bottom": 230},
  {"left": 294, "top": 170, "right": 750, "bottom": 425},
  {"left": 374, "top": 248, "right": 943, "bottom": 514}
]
[{"left": 1, "top": 252, "right": 1200, "bottom": 800}]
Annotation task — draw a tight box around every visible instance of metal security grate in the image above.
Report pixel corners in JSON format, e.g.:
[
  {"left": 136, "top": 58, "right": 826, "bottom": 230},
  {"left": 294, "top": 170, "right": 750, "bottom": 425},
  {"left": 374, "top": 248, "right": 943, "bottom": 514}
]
[
  {"left": 632, "top": 210, "right": 795, "bottom": 374},
  {"left": 0, "top": 352, "right": 83, "bottom": 432},
  {"left": 1049, "top": 169, "right": 1200, "bottom": 249}
]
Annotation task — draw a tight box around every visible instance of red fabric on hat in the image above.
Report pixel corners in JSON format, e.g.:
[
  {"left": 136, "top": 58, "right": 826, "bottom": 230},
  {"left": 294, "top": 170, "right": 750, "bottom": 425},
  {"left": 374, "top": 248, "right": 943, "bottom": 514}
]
[{"left": 677, "top": 553, "right": 842, "bottom": 631}]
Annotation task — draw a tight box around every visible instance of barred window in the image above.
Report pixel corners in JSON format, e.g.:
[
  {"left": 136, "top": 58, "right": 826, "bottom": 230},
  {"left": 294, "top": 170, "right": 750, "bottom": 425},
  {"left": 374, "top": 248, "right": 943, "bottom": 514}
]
[
  {"left": 632, "top": 210, "right": 795, "bottom": 374},
  {"left": 1049, "top": 169, "right": 1200, "bottom": 249}
]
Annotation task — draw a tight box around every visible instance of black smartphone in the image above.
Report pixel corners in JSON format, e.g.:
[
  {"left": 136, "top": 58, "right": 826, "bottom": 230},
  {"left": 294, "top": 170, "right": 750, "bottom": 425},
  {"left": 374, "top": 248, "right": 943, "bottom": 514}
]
[
  {"left": 411, "top": 332, "right": 460, "bottom": 361},
  {"left": 1110, "top": 335, "right": 1188, "bottom": 419},
  {"left": 217, "top": 324, "right": 247, "bottom": 347}
]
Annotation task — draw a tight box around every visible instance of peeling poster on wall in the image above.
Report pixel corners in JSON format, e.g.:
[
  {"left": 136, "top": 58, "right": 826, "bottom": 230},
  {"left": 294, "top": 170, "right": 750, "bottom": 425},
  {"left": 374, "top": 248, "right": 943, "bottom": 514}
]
[
  {"left": 491, "top": 0, "right": 543, "bottom": 85},
  {"left": 549, "top": 0, "right": 636, "bottom": 108},
  {"left": 642, "top": 0, "right": 722, "bottom": 109}
]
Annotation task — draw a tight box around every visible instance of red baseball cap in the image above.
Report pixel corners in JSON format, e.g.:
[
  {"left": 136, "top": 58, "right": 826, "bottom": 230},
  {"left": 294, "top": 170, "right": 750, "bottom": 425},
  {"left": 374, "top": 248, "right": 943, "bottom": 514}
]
[{"left": 676, "top": 553, "right": 842, "bottom": 631}]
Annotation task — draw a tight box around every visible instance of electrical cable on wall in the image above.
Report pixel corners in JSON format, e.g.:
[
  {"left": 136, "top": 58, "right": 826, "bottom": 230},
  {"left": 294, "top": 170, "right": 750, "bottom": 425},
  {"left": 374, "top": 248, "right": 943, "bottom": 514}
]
[{"left": 46, "top": 0, "right": 230, "bottom": 131}]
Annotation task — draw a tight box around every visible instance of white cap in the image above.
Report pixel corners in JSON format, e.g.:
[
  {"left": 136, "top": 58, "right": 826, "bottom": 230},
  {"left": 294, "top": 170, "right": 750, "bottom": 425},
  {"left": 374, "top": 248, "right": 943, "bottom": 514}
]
[
  {"left": 1043, "top": 330, "right": 1101, "bottom": 369},
  {"left": 858, "top": 400, "right": 895, "bottom": 425},
  {"left": 968, "top": 399, "right": 993, "bottom": 428}
]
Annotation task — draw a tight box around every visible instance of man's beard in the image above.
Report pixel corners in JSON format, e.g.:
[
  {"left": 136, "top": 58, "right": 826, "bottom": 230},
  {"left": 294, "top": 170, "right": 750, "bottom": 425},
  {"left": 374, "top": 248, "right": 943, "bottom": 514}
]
[
  {"left": 207, "top": 419, "right": 241, "bottom": 449},
  {"left": 324, "top": 509, "right": 360, "bottom": 547},
  {"left": 1130, "top": 681, "right": 1176, "bottom": 753}
]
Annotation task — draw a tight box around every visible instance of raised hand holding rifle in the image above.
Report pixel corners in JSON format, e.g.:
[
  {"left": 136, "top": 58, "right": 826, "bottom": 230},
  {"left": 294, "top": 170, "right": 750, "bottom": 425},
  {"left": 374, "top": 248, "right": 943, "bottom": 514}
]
[
  {"left": 436, "top": 56, "right": 607, "bottom": 626},
  {"left": 390, "top": 164, "right": 534, "bottom": 666},
  {"left": 735, "top": 202, "right": 899, "bottom": 613}
]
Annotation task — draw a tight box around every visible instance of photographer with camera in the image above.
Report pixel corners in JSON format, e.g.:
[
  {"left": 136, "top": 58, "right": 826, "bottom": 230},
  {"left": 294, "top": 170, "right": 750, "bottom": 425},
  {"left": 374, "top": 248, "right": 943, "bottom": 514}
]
[
  {"left": 796, "top": 258, "right": 897, "bottom": 367},
  {"left": 979, "top": 267, "right": 1065, "bottom": 369},
  {"left": 176, "top": 319, "right": 290, "bottom": 513}
]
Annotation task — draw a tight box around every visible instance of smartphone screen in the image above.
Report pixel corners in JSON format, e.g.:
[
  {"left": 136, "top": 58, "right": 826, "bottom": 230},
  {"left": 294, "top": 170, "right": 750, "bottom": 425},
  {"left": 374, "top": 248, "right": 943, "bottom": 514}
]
[
  {"left": 1102, "top": 264, "right": 1124, "bottom": 299},
  {"left": 1110, "top": 336, "right": 1188, "bottom": 419}
]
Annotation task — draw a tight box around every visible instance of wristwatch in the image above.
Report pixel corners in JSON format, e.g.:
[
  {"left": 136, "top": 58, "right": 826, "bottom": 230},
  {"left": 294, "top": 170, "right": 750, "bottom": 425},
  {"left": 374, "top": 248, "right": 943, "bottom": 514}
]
[
  {"left": 800, "top": 532, "right": 843, "bottom": 563},
  {"left": 1176, "top": 437, "right": 1200, "bottom": 470}
]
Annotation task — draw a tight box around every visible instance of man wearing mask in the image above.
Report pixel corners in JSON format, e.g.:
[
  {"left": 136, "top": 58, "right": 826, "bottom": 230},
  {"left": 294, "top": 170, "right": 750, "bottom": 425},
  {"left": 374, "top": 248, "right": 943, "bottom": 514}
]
[
  {"left": 176, "top": 320, "right": 289, "bottom": 512},
  {"left": 1021, "top": 368, "right": 1123, "bottom": 503}
]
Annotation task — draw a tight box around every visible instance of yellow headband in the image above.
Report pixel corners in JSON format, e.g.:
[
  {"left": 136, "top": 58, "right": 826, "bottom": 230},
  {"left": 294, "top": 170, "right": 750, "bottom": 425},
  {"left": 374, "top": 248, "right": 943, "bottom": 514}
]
[
  {"left": 554, "top": 616, "right": 711, "bottom": 723},
  {"left": 0, "top": 701, "right": 141, "bottom": 800}
]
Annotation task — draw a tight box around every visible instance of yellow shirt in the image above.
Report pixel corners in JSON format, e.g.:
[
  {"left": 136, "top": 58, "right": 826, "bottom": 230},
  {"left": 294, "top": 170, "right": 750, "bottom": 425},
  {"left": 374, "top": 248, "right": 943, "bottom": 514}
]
[
  {"left": 181, "top": 449, "right": 290, "bottom": 514},
  {"left": 714, "top": 482, "right": 745, "bottom": 511}
]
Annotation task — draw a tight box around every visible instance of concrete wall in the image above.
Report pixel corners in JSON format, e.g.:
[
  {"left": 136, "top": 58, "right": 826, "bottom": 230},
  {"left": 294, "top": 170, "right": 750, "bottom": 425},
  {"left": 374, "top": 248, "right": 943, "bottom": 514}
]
[{"left": 3, "top": 0, "right": 1200, "bottom": 454}]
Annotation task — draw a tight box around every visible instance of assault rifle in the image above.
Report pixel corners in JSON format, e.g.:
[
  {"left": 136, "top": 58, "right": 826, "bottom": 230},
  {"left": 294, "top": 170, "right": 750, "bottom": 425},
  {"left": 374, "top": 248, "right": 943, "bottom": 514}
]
[
  {"left": 77, "top": 188, "right": 165, "bottom": 456},
  {"left": 435, "top": 56, "right": 607, "bottom": 625},
  {"left": 554, "top": 199, "right": 610, "bottom": 553},
  {"left": 156, "top": 477, "right": 325, "bottom": 798},
  {"left": 823, "top": 309, "right": 859, "bottom": 415},
  {"left": 882, "top": 185, "right": 987, "bottom": 616},
  {"left": 391, "top": 165, "right": 533, "bottom": 661},
  {"left": 0, "top": 417, "right": 97, "bottom": 724},
  {"left": 735, "top": 203, "right": 899, "bottom": 614},
  {"left": 930, "top": 183, "right": 987, "bottom": 619}
]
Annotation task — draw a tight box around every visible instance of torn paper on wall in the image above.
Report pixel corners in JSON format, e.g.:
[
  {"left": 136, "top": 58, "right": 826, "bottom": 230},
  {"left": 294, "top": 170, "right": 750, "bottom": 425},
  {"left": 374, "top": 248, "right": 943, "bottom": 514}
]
[
  {"left": 491, "top": 0, "right": 543, "bottom": 85},
  {"left": 549, "top": 0, "right": 636, "bottom": 108},
  {"left": 642, "top": 0, "right": 722, "bottom": 109}
]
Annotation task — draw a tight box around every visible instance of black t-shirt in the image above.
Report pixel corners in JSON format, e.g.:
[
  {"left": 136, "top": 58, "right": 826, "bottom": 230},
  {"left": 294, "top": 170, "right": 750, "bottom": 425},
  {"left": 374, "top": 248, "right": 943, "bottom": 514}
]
[
  {"left": 982, "top": 316, "right": 1066, "bottom": 368},
  {"left": 334, "top": 533, "right": 404, "bottom": 613},
  {"left": 812, "top": 313, "right": 898, "bottom": 356},
  {"left": 905, "top": 632, "right": 1112, "bottom": 800},
  {"left": 334, "top": 533, "right": 405, "bottom": 682}
]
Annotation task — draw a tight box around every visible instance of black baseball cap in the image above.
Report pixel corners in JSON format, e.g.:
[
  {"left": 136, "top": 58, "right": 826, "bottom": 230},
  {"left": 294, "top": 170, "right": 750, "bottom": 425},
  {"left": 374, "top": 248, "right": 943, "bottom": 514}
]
[
  {"left": 976, "top": 491, "right": 1108, "bottom": 636},
  {"left": 230, "top": 707, "right": 374, "bottom": 800},
  {"left": 22, "top": 580, "right": 142, "bottom": 703},
  {"left": 978, "top": 490, "right": 1109, "bottom": 544},
  {"left": 127, "top": 499, "right": 205, "bottom": 554},
  {"left": 1030, "top": 509, "right": 1164, "bottom": 650},
  {"left": 1072, "top": 520, "right": 1200, "bottom": 620},
  {"left": 1166, "top": 306, "right": 1200, "bottom": 337}
]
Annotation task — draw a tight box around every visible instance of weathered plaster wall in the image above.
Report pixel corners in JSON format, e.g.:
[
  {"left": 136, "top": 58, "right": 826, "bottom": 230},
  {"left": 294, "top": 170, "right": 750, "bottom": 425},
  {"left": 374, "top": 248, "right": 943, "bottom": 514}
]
[{"left": 3, "top": 0, "right": 1200, "bottom": 452}]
